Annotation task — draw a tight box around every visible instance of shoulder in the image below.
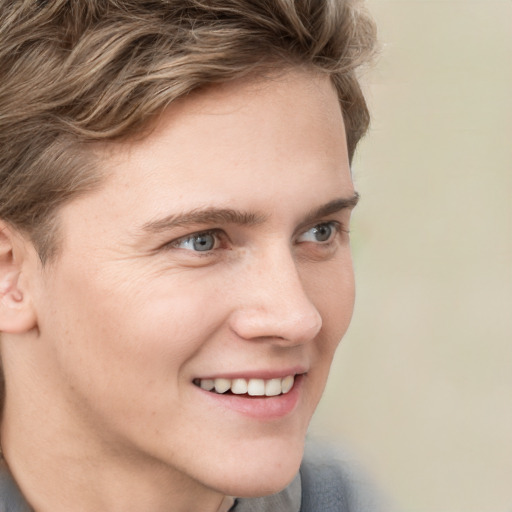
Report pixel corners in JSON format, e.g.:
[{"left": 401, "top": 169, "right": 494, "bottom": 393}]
[{"left": 299, "top": 443, "right": 389, "bottom": 512}]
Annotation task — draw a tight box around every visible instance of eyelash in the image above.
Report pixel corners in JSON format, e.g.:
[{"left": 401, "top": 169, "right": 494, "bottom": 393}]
[{"left": 166, "top": 221, "right": 344, "bottom": 255}]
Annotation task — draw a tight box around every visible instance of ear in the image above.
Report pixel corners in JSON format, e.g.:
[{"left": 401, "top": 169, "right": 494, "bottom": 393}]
[{"left": 0, "top": 222, "right": 37, "bottom": 334}]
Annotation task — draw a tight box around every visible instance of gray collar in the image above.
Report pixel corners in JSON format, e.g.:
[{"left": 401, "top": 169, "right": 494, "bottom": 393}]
[{"left": 0, "top": 461, "right": 33, "bottom": 512}]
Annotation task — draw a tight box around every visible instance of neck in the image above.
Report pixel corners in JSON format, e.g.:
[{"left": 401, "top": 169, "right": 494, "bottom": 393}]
[{"left": 1, "top": 403, "right": 227, "bottom": 512}]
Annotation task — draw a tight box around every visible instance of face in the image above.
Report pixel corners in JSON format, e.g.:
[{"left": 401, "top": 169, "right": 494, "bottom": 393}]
[{"left": 27, "top": 70, "right": 356, "bottom": 497}]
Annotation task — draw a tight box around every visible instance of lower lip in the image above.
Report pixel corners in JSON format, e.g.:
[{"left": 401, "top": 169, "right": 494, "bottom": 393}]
[{"left": 196, "top": 375, "right": 304, "bottom": 421}]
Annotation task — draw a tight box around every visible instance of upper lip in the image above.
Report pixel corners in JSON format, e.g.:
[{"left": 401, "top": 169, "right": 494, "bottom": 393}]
[{"left": 195, "top": 366, "right": 308, "bottom": 381}]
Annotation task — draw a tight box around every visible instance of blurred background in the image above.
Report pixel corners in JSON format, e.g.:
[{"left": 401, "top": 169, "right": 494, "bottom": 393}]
[{"left": 310, "top": 0, "right": 512, "bottom": 511}]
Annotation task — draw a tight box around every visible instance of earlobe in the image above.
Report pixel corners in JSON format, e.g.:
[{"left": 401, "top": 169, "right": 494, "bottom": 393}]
[{"left": 0, "top": 224, "right": 37, "bottom": 334}]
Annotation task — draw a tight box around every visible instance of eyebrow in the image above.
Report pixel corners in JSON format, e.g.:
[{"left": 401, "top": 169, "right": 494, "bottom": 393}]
[
  {"left": 140, "top": 192, "right": 359, "bottom": 235},
  {"left": 300, "top": 193, "right": 360, "bottom": 226},
  {"left": 141, "top": 207, "right": 266, "bottom": 234}
]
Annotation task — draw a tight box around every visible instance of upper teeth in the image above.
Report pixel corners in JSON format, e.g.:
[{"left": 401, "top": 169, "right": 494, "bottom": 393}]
[{"left": 196, "top": 375, "right": 295, "bottom": 396}]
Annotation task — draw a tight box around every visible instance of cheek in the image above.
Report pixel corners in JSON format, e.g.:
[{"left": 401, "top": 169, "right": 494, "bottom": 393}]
[
  {"left": 305, "top": 255, "right": 355, "bottom": 343},
  {"left": 300, "top": 264, "right": 354, "bottom": 418},
  {"left": 306, "top": 261, "right": 355, "bottom": 405},
  {"left": 36, "top": 273, "right": 225, "bottom": 438},
  {"left": 326, "top": 274, "right": 355, "bottom": 343}
]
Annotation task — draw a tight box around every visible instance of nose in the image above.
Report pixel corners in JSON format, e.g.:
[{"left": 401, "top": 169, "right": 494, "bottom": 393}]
[{"left": 228, "top": 247, "right": 323, "bottom": 346}]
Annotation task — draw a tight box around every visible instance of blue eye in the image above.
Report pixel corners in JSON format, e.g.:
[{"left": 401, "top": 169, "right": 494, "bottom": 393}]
[
  {"left": 297, "top": 222, "right": 338, "bottom": 243},
  {"left": 173, "top": 231, "right": 218, "bottom": 252}
]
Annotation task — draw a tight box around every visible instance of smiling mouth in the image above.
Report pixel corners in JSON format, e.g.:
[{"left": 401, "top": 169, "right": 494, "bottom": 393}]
[{"left": 193, "top": 375, "right": 297, "bottom": 397}]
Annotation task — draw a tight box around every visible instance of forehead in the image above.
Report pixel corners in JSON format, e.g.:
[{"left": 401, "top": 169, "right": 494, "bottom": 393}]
[
  {"left": 56, "top": 68, "right": 351, "bottom": 251},
  {"left": 96, "top": 69, "right": 346, "bottom": 188}
]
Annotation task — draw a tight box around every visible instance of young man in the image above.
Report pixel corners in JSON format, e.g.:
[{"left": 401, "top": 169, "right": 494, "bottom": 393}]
[{"left": 0, "top": 1, "right": 379, "bottom": 510}]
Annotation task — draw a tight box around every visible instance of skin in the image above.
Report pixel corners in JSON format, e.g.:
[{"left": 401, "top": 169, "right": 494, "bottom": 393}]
[{"left": 0, "top": 69, "right": 356, "bottom": 512}]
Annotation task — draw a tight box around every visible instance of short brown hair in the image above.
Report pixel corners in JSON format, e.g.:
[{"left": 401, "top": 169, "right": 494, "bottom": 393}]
[{"left": 0, "top": 0, "right": 376, "bottom": 262}]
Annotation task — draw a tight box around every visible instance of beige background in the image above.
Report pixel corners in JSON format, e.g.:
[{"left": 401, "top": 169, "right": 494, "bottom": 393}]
[{"left": 310, "top": 0, "right": 512, "bottom": 511}]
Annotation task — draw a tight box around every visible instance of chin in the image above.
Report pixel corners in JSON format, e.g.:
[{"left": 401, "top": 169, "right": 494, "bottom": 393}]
[{"left": 208, "top": 436, "right": 306, "bottom": 498}]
